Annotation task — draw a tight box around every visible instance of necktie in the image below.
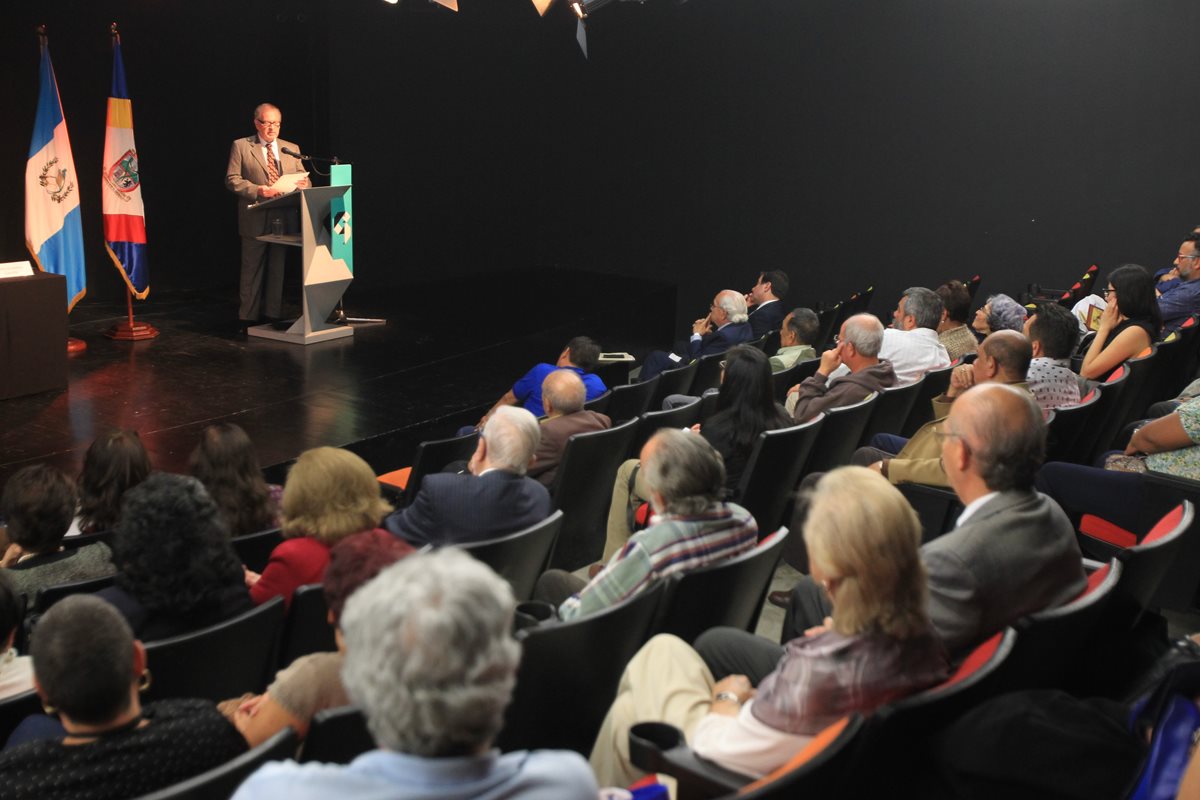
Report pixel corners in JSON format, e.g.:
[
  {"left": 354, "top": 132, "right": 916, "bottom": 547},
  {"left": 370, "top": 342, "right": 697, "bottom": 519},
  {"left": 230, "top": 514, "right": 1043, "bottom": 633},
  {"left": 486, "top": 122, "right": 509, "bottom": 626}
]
[{"left": 265, "top": 144, "right": 279, "bottom": 186}]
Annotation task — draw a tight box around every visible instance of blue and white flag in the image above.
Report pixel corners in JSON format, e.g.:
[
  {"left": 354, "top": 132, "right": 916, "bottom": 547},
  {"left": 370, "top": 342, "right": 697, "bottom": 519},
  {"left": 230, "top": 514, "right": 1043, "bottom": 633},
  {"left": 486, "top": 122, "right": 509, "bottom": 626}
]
[{"left": 25, "top": 36, "right": 86, "bottom": 311}]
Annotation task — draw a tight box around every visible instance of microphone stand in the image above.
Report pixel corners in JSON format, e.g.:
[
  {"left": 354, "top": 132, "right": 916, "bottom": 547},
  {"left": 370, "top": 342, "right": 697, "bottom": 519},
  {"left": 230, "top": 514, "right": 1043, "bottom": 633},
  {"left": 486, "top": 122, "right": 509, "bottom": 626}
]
[{"left": 283, "top": 150, "right": 385, "bottom": 326}]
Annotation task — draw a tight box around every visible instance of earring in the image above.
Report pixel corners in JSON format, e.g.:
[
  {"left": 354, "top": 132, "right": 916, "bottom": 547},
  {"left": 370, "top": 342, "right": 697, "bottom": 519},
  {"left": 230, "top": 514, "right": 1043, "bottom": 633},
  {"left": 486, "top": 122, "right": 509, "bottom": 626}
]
[
  {"left": 138, "top": 669, "right": 152, "bottom": 692},
  {"left": 41, "top": 703, "right": 57, "bottom": 716}
]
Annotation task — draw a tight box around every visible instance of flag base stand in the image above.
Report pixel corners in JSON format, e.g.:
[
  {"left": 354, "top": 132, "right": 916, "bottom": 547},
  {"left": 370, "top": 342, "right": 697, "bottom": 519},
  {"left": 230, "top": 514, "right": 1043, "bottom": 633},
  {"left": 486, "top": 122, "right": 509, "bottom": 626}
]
[
  {"left": 104, "top": 292, "right": 159, "bottom": 341},
  {"left": 67, "top": 337, "right": 87, "bottom": 354}
]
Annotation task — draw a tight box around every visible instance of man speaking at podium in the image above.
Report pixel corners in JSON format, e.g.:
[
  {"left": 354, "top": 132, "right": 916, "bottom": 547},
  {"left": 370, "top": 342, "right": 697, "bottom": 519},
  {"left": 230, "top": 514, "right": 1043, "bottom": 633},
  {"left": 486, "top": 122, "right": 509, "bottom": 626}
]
[{"left": 225, "top": 103, "right": 310, "bottom": 327}]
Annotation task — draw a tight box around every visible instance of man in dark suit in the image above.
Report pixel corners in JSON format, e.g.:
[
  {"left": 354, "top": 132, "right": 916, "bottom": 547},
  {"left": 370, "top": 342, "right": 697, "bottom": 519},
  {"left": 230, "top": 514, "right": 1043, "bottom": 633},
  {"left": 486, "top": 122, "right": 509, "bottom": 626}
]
[
  {"left": 383, "top": 406, "right": 552, "bottom": 548},
  {"left": 745, "top": 270, "right": 789, "bottom": 338},
  {"left": 225, "top": 103, "right": 309, "bottom": 326},
  {"left": 528, "top": 370, "right": 611, "bottom": 488},
  {"left": 638, "top": 290, "right": 753, "bottom": 382}
]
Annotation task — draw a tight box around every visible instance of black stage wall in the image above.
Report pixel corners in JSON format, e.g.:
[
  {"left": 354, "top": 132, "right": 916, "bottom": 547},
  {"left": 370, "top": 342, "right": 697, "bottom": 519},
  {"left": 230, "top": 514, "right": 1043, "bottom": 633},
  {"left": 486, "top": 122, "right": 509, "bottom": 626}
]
[{"left": 3, "top": 1, "right": 1199, "bottom": 328}]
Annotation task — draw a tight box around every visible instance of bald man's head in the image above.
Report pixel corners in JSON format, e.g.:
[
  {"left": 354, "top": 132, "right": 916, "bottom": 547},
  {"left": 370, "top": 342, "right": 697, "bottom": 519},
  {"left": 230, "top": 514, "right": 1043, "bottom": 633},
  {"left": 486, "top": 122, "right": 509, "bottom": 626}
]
[
  {"left": 949, "top": 383, "right": 1044, "bottom": 492},
  {"left": 980, "top": 330, "right": 1032, "bottom": 383},
  {"left": 542, "top": 369, "right": 586, "bottom": 416}
]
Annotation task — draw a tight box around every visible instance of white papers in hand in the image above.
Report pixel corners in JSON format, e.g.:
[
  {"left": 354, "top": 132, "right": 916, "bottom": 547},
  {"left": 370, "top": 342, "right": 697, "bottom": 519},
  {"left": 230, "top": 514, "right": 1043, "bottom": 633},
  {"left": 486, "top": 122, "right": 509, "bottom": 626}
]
[{"left": 271, "top": 171, "right": 310, "bottom": 194}]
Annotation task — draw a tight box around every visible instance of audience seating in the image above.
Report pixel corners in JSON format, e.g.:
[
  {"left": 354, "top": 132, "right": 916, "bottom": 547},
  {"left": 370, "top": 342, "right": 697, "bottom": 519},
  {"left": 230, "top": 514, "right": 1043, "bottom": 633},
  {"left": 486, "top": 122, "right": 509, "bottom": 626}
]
[
  {"left": 605, "top": 376, "right": 660, "bottom": 422},
  {"left": 651, "top": 360, "right": 700, "bottom": 409},
  {"left": 814, "top": 304, "right": 841, "bottom": 350},
  {"left": 628, "top": 715, "right": 864, "bottom": 800},
  {"left": 143, "top": 596, "right": 286, "bottom": 703},
  {"left": 1069, "top": 330, "right": 1097, "bottom": 373},
  {"left": 33, "top": 573, "right": 116, "bottom": 615},
  {"left": 299, "top": 706, "right": 375, "bottom": 765},
  {"left": 0, "top": 690, "right": 41, "bottom": 746},
  {"left": 378, "top": 430, "right": 480, "bottom": 508},
  {"left": 582, "top": 389, "right": 613, "bottom": 416},
  {"left": 734, "top": 414, "right": 825, "bottom": 536},
  {"left": 547, "top": 418, "right": 640, "bottom": 571},
  {"left": 277, "top": 583, "right": 336, "bottom": 670},
  {"left": 1044, "top": 388, "right": 1102, "bottom": 463},
  {"left": 897, "top": 483, "right": 963, "bottom": 544},
  {"left": 761, "top": 329, "right": 782, "bottom": 355},
  {"left": 965, "top": 274, "right": 982, "bottom": 300},
  {"left": 1162, "top": 314, "right": 1200, "bottom": 399},
  {"left": 495, "top": 579, "right": 667, "bottom": 756},
  {"left": 698, "top": 390, "right": 720, "bottom": 422},
  {"left": 691, "top": 352, "right": 727, "bottom": 395},
  {"left": 593, "top": 360, "right": 632, "bottom": 389},
  {"left": 231, "top": 527, "right": 284, "bottom": 574},
  {"left": 747, "top": 333, "right": 770, "bottom": 352},
  {"left": 802, "top": 393, "right": 879, "bottom": 475},
  {"left": 651, "top": 528, "right": 789, "bottom": 644},
  {"left": 459, "top": 510, "right": 563, "bottom": 602},
  {"left": 630, "top": 399, "right": 703, "bottom": 456},
  {"left": 135, "top": 727, "right": 299, "bottom": 800},
  {"left": 771, "top": 358, "right": 821, "bottom": 404},
  {"left": 60, "top": 529, "right": 113, "bottom": 550},
  {"left": 1084, "top": 360, "right": 1144, "bottom": 463},
  {"left": 899, "top": 362, "right": 955, "bottom": 437},
  {"left": 857, "top": 378, "right": 924, "bottom": 448}
]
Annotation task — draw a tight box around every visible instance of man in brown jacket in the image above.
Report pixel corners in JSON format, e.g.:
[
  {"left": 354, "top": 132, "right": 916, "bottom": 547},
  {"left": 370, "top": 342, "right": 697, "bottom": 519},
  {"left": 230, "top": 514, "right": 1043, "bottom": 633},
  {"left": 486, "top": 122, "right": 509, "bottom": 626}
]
[
  {"left": 527, "top": 370, "right": 611, "bottom": 488},
  {"left": 787, "top": 313, "right": 897, "bottom": 422}
]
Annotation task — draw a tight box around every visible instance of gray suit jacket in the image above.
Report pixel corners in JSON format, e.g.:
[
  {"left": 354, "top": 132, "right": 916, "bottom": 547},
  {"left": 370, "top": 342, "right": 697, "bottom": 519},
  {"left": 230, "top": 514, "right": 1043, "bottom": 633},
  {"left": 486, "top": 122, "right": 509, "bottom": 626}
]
[
  {"left": 923, "top": 489, "right": 1086, "bottom": 657},
  {"left": 225, "top": 136, "right": 305, "bottom": 237}
]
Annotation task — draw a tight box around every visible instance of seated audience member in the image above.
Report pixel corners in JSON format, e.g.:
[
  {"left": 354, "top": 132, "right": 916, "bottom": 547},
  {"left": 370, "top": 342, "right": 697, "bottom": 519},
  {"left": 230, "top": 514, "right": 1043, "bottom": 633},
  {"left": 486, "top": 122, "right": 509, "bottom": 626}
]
[
  {"left": 639, "top": 290, "right": 753, "bottom": 382},
  {"left": 0, "top": 572, "right": 33, "bottom": 700},
  {"left": 247, "top": 447, "right": 393, "bottom": 607},
  {"left": 221, "top": 530, "right": 414, "bottom": 747},
  {"left": 745, "top": 270, "right": 789, "bottom": 337},
  {"left": 72, "top": 429, "right": 152, "bottom": 536},
  {"left": 189, "top": 423, "right": 281, "bottom": 537},
  {"left": 476, "top": 336, "right": 606, "bottom": 426},
  {"left": 0, "top": 596, "right": 247, "bottom": 799},
  {"left": 527, "top": 370, "right": 611, "bottom": 488},
  {"left": 536, "top": 428, "right": 758, "bottom": 621},
  {"left": 786, "top": 384, "right": 1084, "bottom": 657},
  {"left": 232, "top": 549, "right": 598, "bottom": 800},
  {"left": 1156, "top": 232, "right": 1200, "bottom": 330},
  {"left": 971, "top": 293, "right": 1026, "bottom": 336},
  {"left": 0, "top": 465, "right": 115, "bottom": 599},
  {"left": 589, "top": 467, "right": 949, "bottom": 786},
  {"left": 603, "top": 347, "right": 786, "bottom": 559},
  {"left": 97, "top": 473, "right": 252, "bottom": 640},
  {"left": 1024, "top": 302, "right": 1081, "bottom": 412},
  {"left": 1079, "top": 264, "right": 1160, "bottom": 381},
  {"left": 787, "top": 313, "right": 897, "bottom": 422},
  {"left": 385, "top": 406, "right": 552, "bottom": 548},
  {"left": 935, "top": 279, "right": 979, "bottom": 361},
  {"left": 768, "top": 307, "right": 819, "bottom": 371},
  {"left": 829, "top": 287, "right": 949, "bottom": 386},
  {"left": 1036, "top": 396, "right": 1200, "bottom": 536}
]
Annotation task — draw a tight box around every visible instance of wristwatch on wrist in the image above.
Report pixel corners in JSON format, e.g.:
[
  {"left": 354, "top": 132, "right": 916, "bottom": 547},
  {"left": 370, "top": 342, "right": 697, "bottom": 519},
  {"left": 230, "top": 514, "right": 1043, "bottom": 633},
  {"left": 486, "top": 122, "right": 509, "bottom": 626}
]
[{"left": 714, "top": 691, "right": 742, "bottom": 705}]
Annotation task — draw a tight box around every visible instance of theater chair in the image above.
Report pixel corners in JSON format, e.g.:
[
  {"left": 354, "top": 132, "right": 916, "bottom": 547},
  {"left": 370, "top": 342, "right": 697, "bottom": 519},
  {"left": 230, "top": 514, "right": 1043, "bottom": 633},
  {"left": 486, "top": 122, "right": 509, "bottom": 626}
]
[
  {"left": 802, "top": 393, "right": 879, "bottom": 475},
  {"left": 630, "top": 398, "right": 703, "bottom": 457},
  {"left": 277, "top": 583, "right": 336, "bottom": 669},
  {"left": 652, "top": 360, "right": 700, "bottom": 409},
  {"left": 857, "top": 378, "right": 924, "bottom": 448},
  {"left": 733, "top": 415, "right": 825, "bottom": 537},
  {"left": 605, "top": 376, "right": 660, "bottom": 422},
  {"left": 231, "top": 527, "right": 284, "bottom": 574},
  {"left": 376, "top": 430, "right": 480, "bottom": 507},
  {"left": 1044, "top": 387, "right": 1101, "bottom": 463},
  {"left": 459, "top": 510, "right": 563, "bottom": 602},
  {"left": 900, "top": 361, "right": 955, "bottom": 437},
  {"left": 771, "top": 357, "right": 821, "bottom": 404},
  {"left": 135, "top": 727, "right": 299, "bottom": 800},
  {"left": 300, "top": 706, "right": 374, "bottom": 765}
]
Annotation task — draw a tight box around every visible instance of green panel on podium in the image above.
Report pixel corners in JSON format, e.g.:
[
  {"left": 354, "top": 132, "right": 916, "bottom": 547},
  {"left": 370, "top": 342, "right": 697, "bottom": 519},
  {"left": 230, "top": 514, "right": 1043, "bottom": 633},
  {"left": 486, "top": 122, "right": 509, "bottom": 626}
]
[{"left": 330, "top": 164, "right": 353, "bottom": 274}]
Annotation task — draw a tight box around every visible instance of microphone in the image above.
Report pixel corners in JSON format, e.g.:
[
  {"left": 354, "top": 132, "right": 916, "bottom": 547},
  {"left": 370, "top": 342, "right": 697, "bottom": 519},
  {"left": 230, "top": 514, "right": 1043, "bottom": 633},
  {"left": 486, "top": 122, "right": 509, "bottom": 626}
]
[{"left": 281, "top": 146, "right": 308, "bottom": 160}]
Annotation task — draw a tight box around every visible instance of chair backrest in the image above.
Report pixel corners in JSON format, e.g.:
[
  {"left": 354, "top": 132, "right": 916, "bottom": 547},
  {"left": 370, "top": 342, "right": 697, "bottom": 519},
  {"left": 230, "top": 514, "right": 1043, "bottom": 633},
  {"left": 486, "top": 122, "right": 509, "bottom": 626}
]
[
  {"left": 699, "top": 390, "right": 721, "bottom": 422},
  {"left": 277, "top": 583, "right": 336, "bottom": 669},
  {"left": 651, "top": 528, "right": 790, "bottom": 643},
  {"left": 495, "top": 579, "right": 667, "bottom": 755},
  {"left": 459, "top": 510, "right": 564, "bottom": 601},
  {"left": 33, "top": 573, "right": 116, "bottom": 614},
  {"left": 761, "top": 329, "right": 782, "bottom": 355},
  {"left": 605, "top": 376, "right": 660, "bottom": 422},
  {"left": 739, "top": 715, "right": 865, "bottom": 798},
  {"left": 60, "top": 529, "right": 113, "bottom": 550},
  {"left": 231, "top": 527, "right": 284, "bottom": 574},
  {"left": 401, "top": 431, "right": 480, "bottom": 506},
  {"left": 1113, "top": 502, "right": 1195, "bottom": 616},
  {"left": 772, "top": 358, "right": 821, "bottom": 403},
  {"left": 1082, "top": 363, "right": 1133, "bottom": 463},
  {"left": 857, "top": 378, "right": 924, "bottom": 447},
  {"left": 0, "top": 690, "right": 41, "bottom": 747},
  {"left": 897, "top": 483, "right": 964, "bottom": 544},
  {"left": 300, "top": 705, "right": 375, "bottom": 765},
  {"left": 899, "top": 363, "right": 955, "bottom": 437},
  {"left": 690, "top": 352, "right": 727, "bottom": 395},
  {"left": 1044, "top": 388, "right": 1102, "bottom": 463},
  {"left": 593, "top": 360, "right": 631, "bottom": 389},
  {"left": 814, "top": 304, "right": 841, "bottom": 350},
  {"left": 734, "top": 415, "right": 826, "bottom": 536},
  {"left": 582, "top": 389, "right": 612, "bottom": 416},
  {"left": 547, "top": 418, "right": 640, "bottom": 571},
  {"left": 143, "top": 596, "right": 286, "bottom": 703},
  {"left": 135, "top": 727, "right": 300, "bottom": 800},
  {"left": 803, "top": 393, "right": 879, "bottom": 475},
  {"left": 651, "top": 360, "right": 700, "bottom": 408},
  {"left": 630, "top": 398, "right": 703, "bottom": 457},
  {"left": 1162, "top": 314, "right": 1200, "bottom": 399},
  {"left": 1101, "top": 346, "right": 1159, "bottom": 441},
  {"left": 965, "top": 274, "right": 982, "bottom": 300}
]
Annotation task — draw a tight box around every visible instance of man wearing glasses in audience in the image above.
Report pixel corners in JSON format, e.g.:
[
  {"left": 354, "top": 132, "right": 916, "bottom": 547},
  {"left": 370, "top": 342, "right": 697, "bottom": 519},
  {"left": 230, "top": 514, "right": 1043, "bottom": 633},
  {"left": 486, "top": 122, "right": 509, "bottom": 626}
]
[{"left": 1155, "top": 232, "right": 1200, "bottom": 330}]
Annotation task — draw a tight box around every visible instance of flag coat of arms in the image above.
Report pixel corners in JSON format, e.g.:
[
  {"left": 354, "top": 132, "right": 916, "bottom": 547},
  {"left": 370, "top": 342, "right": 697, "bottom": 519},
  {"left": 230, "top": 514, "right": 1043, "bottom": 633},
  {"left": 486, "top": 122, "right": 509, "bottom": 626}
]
[
  {"left": 103, "top": 34, "right": 149, "bottom": 298},
  {"left": 25, "top": 36, "right": 87, "bottom": 311}
]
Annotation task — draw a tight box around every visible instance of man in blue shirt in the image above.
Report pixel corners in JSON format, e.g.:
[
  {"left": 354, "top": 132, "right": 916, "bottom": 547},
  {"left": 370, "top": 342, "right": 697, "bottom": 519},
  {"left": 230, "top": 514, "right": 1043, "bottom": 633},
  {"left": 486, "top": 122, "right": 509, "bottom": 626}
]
[
  {"left": 1156, "top": 232, "right": 1200, "bottom": 330},
  {"left": 476, "top": 336, "right": 607, "bottom": 426}
]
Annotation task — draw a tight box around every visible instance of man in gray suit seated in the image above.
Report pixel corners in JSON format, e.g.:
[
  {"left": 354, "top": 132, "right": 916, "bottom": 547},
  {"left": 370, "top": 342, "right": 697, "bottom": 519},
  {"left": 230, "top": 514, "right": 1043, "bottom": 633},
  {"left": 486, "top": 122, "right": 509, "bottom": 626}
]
[{"left": 693, "top": 383, "right": 1085, "bottom": 682}]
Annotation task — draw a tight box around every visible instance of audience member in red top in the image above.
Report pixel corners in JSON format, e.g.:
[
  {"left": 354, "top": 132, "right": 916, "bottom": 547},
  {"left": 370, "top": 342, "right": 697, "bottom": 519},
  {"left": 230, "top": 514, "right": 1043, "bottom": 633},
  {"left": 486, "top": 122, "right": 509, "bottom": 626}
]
[
  {"left": 245, "top": 447, "right": 393, "bottom": 606},
  {"left": 189, "top": 423, "right": 281, "bottom": 538},
  {"left": 73, "top": 429, "right": 152, "bottom": 536}
]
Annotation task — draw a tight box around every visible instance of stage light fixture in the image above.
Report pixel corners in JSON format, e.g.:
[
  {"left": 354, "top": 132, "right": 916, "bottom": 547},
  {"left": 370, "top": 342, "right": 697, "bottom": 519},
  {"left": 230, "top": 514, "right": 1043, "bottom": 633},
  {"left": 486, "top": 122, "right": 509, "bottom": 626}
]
[
  {"left": 431, "top": 0, "right": 459, "bottom": 9},
  {"left": 532, "top": 0, "right": 555, "bottom": 16},
  {"left": 570, "top": 0, "right": 617, "bottom": 19}
]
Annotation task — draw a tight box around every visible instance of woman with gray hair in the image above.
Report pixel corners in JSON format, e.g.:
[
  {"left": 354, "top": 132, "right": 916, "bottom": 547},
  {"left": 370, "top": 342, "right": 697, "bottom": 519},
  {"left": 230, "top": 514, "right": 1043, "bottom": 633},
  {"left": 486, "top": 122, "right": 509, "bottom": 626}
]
[
  {"left": 233, "top": 548, "right": 598, "bottom": 799},
  {"left": 972, "top": 293, "right": 1026, "bottom": 335}
]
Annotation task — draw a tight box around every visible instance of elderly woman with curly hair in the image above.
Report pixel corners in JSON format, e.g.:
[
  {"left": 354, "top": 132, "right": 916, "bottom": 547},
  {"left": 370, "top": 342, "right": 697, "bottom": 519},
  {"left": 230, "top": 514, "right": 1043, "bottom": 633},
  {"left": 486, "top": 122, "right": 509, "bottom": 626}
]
[
  {"left": 189, "top": 423, "right": 281, "bottom": 538},
  {"left": 232, "top": 548, "right": 597, "bottom": 800},
  {"left": 96, "top": 473, "right": 251, "bottom": 640},
  {"left": 244, "top": 447, "right": 393, "bottom": 607}
]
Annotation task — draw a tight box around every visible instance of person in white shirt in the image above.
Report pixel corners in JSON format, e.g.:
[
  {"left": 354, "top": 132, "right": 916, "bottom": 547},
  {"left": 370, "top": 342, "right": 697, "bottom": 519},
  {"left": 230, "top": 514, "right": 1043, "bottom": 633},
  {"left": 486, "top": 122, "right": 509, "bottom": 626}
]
[{"left": 828, "top": 287, "right": 950, "bottom": 385}]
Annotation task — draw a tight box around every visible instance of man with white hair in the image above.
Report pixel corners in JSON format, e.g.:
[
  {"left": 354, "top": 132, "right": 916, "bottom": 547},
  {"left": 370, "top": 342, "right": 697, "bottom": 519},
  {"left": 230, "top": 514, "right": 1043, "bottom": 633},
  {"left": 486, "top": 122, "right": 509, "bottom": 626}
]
[
  {"left": 232, "top": 549, "right": 598, "bottom": 799},
  {"left": 830, "top": 287, "right": 951, "bottom": 386},
  {"left": 639, "top": 289, "right": 754, "bottom": 381},
  {"left": 786, "top": 313, "right": 897, "bottom": 422},
  {"left": 383, "top": 406, "right": 552, "bottom": 547},
  {"left": 527, "top": 370, "right": 611, "bottom": 488}
]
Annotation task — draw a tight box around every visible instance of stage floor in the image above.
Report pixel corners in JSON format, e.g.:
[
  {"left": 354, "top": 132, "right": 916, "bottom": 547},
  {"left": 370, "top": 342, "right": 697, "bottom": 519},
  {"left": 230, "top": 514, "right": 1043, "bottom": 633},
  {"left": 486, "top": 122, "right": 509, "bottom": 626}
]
[{"left": 0, "top": 269, "right": 673, "bottom": 492}]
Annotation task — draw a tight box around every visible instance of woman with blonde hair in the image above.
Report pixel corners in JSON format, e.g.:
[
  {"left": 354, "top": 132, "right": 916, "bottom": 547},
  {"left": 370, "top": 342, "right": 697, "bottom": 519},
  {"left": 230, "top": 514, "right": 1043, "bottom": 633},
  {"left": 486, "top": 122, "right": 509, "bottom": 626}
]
[
  {"left": 589, "top": 466, "right": 949, "bottom": 786},
  {"left": 244, "top": 447, "right": 392, "bottom": 607}
]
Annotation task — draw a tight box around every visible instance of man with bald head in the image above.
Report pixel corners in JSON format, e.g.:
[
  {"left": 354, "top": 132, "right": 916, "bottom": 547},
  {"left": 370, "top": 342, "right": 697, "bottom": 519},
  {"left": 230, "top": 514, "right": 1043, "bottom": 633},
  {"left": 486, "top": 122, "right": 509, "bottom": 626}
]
[
  {"left": 527, "top": 370, "right": 612, "bottom": 488},
  {"left": 787, "top": 313, "right": 897, "bottom": 422},
  {"left": 639, "top": 290, "right": 753, "bottom": 381}
]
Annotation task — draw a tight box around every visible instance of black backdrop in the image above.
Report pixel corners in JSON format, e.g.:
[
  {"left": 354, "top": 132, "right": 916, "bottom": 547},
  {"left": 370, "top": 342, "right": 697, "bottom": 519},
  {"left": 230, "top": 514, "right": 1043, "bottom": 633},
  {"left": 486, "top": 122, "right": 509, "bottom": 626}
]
[{"left": 3, "top": 1, "right": 1199, "bottom": 328}]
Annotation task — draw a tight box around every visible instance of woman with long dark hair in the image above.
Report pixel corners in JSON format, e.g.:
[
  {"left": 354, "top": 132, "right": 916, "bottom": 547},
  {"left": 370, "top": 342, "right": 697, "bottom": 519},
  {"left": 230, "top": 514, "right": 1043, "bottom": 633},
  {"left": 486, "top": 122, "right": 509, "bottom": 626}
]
[
  {"left": 1079, "top": 263, "right": 1161, "bottom": 380},
  {"left": 189, "top": 424, "right": 279, "bottom": 537},
  {"left": 75, "top": 430, "right": 152, "bottom": 535}
]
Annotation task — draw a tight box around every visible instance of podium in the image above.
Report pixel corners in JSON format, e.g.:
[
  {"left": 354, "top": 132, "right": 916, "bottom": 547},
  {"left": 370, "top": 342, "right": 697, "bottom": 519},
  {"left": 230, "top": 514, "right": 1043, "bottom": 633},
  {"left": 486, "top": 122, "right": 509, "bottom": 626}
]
[{"left": 246, "top": 168, "right": 354, "bottom": 345}]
